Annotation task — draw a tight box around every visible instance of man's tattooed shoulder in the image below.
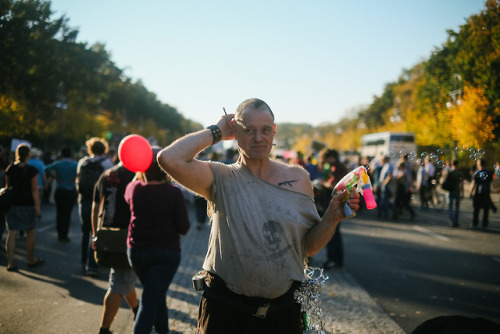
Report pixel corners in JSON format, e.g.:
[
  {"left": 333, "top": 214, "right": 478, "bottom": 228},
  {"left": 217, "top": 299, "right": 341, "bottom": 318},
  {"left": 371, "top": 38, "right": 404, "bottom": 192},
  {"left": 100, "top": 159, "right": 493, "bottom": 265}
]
[{"left": 277, "top": 179, "right": 299, "bottom": 187}]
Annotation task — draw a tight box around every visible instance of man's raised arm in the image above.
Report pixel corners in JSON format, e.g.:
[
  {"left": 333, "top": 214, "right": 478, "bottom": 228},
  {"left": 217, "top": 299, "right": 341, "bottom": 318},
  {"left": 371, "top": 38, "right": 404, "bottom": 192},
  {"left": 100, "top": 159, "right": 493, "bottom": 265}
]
[{"left": 157, "top": 114, "right": 235, "bottom": 199}]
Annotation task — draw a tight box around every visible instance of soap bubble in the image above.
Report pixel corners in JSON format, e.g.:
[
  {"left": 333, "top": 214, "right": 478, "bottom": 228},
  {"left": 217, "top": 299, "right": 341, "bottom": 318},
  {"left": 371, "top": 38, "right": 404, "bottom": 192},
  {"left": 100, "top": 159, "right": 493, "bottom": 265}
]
[
  {"left": 478, "top": 148, "right": 485, "bottom": 155},
  {"left": 387, "top": 151, "right": 396, "bottom": 159},
  {"left": 437, "top": 160, "right": 445, "bottom": 168},
  {"left": 455, "top": 146, "right": 463, "bottom": 154},
  {"left": 416, "top": 159, "right": 424, "bottom": 166},
  {"left": 399, "top": 149, "right": 406, "bottom": 156},
  {"left": 436, "top": 149, "right": 443, "bottom": 155},
  {"left": 476, "top": 170, "right": 488, "bottom": 180},
  {"left": 421, "top": 152, "right": 428, "bottom": 159}
]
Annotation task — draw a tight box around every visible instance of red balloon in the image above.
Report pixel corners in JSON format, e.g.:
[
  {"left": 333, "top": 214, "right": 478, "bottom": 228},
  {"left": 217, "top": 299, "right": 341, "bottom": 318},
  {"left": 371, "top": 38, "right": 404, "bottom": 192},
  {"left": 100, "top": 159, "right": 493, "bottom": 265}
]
[{"left": 118, "top": 135, "right": 153, "bottom": 172}]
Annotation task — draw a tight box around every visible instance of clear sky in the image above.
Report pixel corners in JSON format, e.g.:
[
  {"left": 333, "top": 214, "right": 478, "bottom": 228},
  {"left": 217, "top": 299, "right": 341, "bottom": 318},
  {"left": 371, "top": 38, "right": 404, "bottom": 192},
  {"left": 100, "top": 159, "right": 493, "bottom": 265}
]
[{"left": 50, "top": 0, "right": 486, "bottom": 127}]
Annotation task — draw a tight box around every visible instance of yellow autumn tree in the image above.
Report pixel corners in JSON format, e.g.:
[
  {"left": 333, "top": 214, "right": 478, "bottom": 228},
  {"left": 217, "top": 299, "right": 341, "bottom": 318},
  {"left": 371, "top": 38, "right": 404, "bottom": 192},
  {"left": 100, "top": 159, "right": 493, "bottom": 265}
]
[
  {"left": 0, "top": 95, "right": 30, "bottom": 137},
  {"left": 447, "top": 84, "right": 497, "bottom": 148},
  {"left": 406, "top": 105, "right": 451, "bottom": 147}
]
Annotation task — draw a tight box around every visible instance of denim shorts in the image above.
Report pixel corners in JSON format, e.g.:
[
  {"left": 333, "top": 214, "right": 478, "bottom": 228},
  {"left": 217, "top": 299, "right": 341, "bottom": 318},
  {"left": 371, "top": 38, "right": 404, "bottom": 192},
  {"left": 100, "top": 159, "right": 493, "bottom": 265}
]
[
  {"left": 109, "top": 267, "right": 138, "bottom": 295},
  {"left": 6, "top": 206, "right": 36, "bottom": 231}
]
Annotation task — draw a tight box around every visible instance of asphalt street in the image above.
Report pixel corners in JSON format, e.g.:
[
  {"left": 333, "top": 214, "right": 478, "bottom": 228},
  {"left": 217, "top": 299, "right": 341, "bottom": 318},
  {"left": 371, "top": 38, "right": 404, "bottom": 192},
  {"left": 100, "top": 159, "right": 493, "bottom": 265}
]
[
  {"left": 342, "top": 191, "right": 500, "bottom": 333},
  {"left": 1, "top": 188, "right": 499, "bottom": 333}
]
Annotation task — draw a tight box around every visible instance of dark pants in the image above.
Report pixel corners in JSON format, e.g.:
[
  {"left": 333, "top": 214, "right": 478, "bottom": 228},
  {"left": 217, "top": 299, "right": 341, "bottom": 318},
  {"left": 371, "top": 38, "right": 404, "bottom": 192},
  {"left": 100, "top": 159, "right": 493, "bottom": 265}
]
[
  {"left": 78, "top": 198, "right": 97, "bottom": 269},
  {"left": 419, "top": 185, "right": 429, "bottom": 208},
  {"left": 448, "top": 191, "right": 460, "bottom": 226},
  {"left": 325, "top": 223, "right": 343, "bottom": 267},
  {"left": 55, "top": 188, "right": 77, "bottom": 239},
  {"left": 394, "top": 186, "right": 415, "bottom": 219},
  {"left": 196, "top": 274, "right": 302, "bottom": 334},
  {"left": 378, "top": 187, "right": 394, "bottom": 218},
  {"left": 128, "top": 247, "right": 181, "bottom": 334},
  {"left": 473, "top": 194, "right": 491, "bottom": 227}
]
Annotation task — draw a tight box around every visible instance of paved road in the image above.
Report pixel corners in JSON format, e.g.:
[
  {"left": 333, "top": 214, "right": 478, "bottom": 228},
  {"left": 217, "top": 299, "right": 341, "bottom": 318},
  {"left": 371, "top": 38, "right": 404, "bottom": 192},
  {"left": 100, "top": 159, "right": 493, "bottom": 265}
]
[
  {"left": 343, "top": 194, "right": 500, "bottom": 333},
  {"left": 2, "top": 188, "right": 499, "bottom": 333},
  {"left": 1, "top": 199, "right": 404, "bottom": 334}
]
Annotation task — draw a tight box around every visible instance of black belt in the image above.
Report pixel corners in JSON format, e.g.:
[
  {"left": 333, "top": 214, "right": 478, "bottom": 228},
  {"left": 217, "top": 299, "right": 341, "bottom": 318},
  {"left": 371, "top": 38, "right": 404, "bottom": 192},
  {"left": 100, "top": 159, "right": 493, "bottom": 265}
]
[{"left": 203, "top": 272, "right": 300, "bottom": 318}]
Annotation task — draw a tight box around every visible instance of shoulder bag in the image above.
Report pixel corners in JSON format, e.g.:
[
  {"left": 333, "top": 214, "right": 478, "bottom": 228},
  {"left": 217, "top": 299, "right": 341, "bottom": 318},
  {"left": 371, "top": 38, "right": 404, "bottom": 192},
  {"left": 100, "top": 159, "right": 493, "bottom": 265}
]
[{"left": 94, "top": 227, "right": 130, "bottom": 268}]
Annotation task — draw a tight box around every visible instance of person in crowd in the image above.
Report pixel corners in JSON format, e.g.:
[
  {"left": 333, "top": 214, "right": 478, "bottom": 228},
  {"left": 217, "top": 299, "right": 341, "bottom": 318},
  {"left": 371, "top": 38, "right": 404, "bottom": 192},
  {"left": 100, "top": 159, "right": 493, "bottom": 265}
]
[
  {"left": 28, "top": 147, "right": 47, "bottom": 202},
  {"left": 92, "top": 160, "right": 139, "bottom": 334},
  {"left": 157, "top": 98, "right": 359, "bottom": 333},
  {"left": 416, "top": 157, "right": 435, "bottom": 209},
  {"left": 126, "top": 147, "right": 191, "bottom": 334},
  {"left": 295, "top": 151, "right": 307, "bottom": 168},
  {"left": 393, "top": 161, "right": 415, "bottom": 220},
  {"left": 442, "top": 160, "right": 464, "bottom": 227},
  {"left": 316, "top": 148, "right": 348, "bottom": 269},
  {"left": 43, "top": 151, "right": 57, "bottom": 205},
  {"left": 378, "top": 156, "right": 395, "bottom": 219},
  {"left": 5, "top": 144, "right": 44, "bottom": 271},
  {"left": 194, "top": 195, "right": 208, "bottom": 230},
  {"left": 76, "top": 137, "right": 114, "bottom": 276},
  {"left": 305, "top": 154, "right": 321, "bottom": 181},
  {"left": 44, "top": 147, "right": 78, "bottom": 242},
  {"left": 469, "top": 159, "right": 496, "bottom": 229}
]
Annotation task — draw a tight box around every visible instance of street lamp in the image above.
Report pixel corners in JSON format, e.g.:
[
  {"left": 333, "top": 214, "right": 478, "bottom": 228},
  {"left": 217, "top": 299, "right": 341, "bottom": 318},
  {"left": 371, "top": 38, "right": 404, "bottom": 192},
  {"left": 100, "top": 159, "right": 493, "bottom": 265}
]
[{"left": 447, "top": 73, "right": 462, "bottom": 108}]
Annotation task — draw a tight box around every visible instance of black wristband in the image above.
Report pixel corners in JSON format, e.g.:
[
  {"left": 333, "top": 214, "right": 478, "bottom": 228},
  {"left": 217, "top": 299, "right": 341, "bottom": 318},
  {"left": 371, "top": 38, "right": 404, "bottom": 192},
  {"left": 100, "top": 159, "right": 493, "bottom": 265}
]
[{"left": 207, "top": 125, "right": 222, "bottom": 145}]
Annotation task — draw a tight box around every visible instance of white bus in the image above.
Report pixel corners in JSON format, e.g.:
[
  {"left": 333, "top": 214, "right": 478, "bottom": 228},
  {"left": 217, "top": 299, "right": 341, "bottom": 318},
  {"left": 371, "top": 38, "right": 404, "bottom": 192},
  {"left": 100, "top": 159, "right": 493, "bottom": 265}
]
[{"left": 360, "top": 131, "right": 416, "bottom": 159}]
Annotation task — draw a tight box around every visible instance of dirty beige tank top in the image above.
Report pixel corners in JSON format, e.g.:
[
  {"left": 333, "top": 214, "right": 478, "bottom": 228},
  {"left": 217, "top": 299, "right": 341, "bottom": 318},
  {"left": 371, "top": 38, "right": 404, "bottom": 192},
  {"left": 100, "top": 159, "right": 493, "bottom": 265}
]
[{"left": 203, "top": 161, "right": 320, "bottom": 299}]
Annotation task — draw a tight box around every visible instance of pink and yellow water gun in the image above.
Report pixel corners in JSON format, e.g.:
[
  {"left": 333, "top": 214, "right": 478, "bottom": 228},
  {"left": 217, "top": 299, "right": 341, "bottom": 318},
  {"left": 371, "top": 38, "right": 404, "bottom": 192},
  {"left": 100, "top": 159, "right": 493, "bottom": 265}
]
[{"left": 333, "top": 166, "right": 377, "bottom": 218}]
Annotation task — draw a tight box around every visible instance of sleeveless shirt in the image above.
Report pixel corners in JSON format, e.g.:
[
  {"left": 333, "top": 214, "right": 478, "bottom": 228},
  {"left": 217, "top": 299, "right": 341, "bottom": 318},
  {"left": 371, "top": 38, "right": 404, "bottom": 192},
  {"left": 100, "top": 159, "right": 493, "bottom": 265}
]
[{"left": 203, "top": 161, "right": 320, "bottom": 299}]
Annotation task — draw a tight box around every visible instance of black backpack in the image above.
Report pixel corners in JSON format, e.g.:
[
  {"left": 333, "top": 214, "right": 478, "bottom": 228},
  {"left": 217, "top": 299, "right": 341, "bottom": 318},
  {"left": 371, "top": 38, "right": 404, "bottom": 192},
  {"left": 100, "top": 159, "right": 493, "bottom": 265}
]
[{"left": 77, "top": 157, "right": 105, "bottom": 199}]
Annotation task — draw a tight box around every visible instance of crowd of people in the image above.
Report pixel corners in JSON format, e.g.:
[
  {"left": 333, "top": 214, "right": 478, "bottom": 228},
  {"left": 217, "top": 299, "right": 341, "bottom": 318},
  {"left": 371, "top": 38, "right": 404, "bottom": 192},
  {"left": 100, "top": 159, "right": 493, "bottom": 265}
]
[
  {"left": 290, "top": 150, "right": 498, "bottom": 230},
  {"left": 0, "top": 97, "right": 498, "bottom": 333},
  {"left": 0, "top": 139, "right": 192, "bottom": 334}
]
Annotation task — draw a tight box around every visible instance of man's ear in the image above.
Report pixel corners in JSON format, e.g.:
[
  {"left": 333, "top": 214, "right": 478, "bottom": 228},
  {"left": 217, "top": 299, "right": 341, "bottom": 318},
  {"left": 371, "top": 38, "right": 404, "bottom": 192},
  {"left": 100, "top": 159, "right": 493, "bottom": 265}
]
[{"left": 273, "top": 124, "right": 276, "bottom": 134}]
